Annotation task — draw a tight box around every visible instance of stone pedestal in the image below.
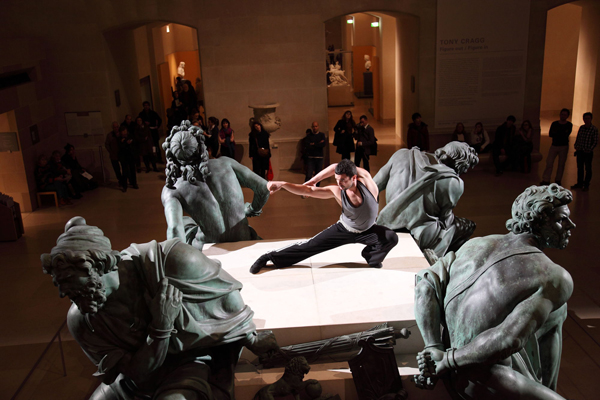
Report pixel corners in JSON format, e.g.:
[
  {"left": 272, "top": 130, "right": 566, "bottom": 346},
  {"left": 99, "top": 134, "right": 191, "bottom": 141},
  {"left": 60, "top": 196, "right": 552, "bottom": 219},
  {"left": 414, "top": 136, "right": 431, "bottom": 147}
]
[
  {"left": 327, "top": 85, "right": 353, "bottom": 106},
  {"left": 363, "top": 72, "right": 373, "bottom": 96}
]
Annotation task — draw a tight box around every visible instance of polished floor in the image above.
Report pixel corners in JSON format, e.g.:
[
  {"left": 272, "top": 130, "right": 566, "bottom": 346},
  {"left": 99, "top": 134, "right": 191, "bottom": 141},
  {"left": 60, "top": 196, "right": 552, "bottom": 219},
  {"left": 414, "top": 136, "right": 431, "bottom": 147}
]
[{"left": 1, "top": 103, "right": 599, "bottom": 399}]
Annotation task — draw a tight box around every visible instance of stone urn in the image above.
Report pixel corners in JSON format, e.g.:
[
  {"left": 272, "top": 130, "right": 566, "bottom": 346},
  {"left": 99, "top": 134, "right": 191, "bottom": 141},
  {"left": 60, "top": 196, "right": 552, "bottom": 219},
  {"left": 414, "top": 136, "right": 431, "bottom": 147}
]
[{"left": 249, "top": 103, "right": 281, "bottom": 135}]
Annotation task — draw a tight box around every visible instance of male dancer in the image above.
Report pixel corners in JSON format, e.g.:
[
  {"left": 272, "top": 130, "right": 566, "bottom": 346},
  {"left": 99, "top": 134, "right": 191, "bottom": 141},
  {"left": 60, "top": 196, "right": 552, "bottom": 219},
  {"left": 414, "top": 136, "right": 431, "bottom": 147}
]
[{"left": 250, "top": 159, "right": 398, "bottom": 274}]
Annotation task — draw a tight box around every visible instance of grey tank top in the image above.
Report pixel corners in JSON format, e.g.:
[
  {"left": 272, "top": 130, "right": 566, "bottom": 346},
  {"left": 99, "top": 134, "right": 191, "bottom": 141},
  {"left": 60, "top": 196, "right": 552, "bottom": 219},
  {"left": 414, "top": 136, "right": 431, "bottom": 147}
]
[{"left": 340, "top": 181, "right": 378, "bottom": 232}]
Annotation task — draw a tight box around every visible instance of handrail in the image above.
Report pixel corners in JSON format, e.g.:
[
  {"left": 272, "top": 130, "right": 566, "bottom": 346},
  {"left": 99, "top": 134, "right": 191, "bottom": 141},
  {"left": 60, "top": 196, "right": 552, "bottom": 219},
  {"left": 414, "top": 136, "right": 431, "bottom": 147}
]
[{"left": 10, "top": 319, "right": 68, "bottom": 400}]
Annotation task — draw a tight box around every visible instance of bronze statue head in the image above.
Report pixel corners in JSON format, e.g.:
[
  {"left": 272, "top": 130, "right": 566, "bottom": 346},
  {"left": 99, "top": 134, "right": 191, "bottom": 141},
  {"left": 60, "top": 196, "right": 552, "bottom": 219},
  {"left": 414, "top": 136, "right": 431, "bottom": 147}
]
[{"left": 163, "top": 120, "right": 210, "bottom": 189}]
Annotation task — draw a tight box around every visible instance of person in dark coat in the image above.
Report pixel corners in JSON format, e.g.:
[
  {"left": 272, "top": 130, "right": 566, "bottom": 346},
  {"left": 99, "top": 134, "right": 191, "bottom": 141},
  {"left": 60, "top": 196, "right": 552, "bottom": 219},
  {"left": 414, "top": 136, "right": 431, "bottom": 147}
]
[
  {"left": 35, "top": 154, "right": 72, "bottom": 205},
  {"left": 62, "top": 144, "right": 97, "bottom": 191},
  {"left": 205, "top": 116, "right": 220, "bottom": 158},
  {"left": 248, "top": 121, "right": 271, "bottom": 179},
  {"left": 138, "top": 101, "right": 163, "bottom": 163},
  {"left": 493, "top": 115, "right": 517, "bottom": 176},
  {"left": 118, "top": 125, "right": 138, "bottom": 192},
  {"left": 333, "top": 110, "right": 356, "bottom": 160},
  {"left": 354, "top": 115, "right": 376, "bottom": 172},
  {"left": 303, "top": 122, "right": 326, "bottom": 185},
  {"left": 134, "top": 117, "right": 157, "bottom": 173},
  {"left": 407, "top": 112, "right": 430, "bottom": 151}
]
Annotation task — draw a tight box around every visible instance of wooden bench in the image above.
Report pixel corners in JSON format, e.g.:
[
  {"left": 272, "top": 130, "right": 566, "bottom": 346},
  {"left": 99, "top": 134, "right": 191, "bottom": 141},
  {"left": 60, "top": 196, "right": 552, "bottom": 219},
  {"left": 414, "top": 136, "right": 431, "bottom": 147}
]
[{"left": 37, "top": 191, "right": 59, "bottom": 208}]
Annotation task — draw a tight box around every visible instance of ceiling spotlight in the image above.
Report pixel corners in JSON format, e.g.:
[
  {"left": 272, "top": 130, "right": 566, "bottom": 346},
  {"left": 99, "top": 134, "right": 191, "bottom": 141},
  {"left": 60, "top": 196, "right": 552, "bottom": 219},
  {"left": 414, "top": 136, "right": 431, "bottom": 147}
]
[{"left": 166, "top": 25, "right": 170, "bottom": 33}]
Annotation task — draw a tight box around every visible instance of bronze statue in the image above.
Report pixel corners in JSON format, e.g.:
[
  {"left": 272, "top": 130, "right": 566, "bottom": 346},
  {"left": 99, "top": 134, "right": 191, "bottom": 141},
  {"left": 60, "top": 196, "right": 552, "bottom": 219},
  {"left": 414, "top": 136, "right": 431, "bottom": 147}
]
[
  {"left": 414, "top": 184, "right": 575, "bottom": 400},
  {"left": 253, "top": 357, "right": 316, "bottom": 400},
  {"left": 42, "top": 216, "right": 277, "bottom": 400},
  {"left": 162, "top": 121, "right": 269, "bottom": 250},
  {"left": 374, "top": 142, "right": 479, "bottom": 259}
]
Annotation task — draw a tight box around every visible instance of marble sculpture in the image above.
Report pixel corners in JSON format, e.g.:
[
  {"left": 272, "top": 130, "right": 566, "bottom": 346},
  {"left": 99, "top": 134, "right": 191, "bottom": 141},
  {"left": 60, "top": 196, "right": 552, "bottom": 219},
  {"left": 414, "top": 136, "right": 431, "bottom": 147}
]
[
  {"left": 374, "top": 142, "right": 479, "bottom": 258},
  {"left": 327, "top": 63, "right": 349, "bottom": 87},
  {"left": 177, "top": 61, "right": 185, "bottom": 77},
  {"left": 364, "top": 55, "right": 371, "bottom": 71},
  {"left": 162, "top": 120, "right": 269, "bottom": 250},
  {"left": 41, "top": 216, "right": 278, "bottom": 400},
  {"left": 414, "top": 184, "right": 575, "bottom": 400}
]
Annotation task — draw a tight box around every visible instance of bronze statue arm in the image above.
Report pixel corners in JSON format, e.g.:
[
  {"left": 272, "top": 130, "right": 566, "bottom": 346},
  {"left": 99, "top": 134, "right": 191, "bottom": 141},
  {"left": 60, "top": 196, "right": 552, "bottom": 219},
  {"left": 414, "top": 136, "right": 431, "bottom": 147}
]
[
  {"left": 435, "top": 178, "right": 463, "bottom": 229},
  {"left": 373, "top": 160, "right": 391, "bottom": 192},
  {"left": 414, "top": 280, "right": 444, "bottom": 350},
  {"left": 230, "top": 158, "right": 270, "bottom": 216},
  {"left": 162, "top": 195, "right": 186, "bottom": 241}
]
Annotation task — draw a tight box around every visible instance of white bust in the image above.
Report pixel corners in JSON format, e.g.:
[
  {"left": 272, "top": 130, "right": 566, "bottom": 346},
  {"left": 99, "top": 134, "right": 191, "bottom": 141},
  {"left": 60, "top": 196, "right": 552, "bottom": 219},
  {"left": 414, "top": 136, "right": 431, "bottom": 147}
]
[
  {"left": 178, "top": 62, "right": 186, "bottom": 77},
  {"left": 364, "top": 55, "right": 371, "bottom": 71}
]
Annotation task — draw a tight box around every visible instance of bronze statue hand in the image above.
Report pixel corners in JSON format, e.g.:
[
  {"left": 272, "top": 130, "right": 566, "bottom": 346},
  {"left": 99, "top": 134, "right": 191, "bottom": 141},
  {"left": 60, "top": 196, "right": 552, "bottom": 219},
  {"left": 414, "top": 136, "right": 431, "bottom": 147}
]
[
  {"left": 244, "top": 202, "right": 262, "bottom": 218},
  {"left": 150, "top": 278, "right": 183, "bottom": 330},
  {"left": 248, "top": 330, "right": 279, "bottom": 356}
]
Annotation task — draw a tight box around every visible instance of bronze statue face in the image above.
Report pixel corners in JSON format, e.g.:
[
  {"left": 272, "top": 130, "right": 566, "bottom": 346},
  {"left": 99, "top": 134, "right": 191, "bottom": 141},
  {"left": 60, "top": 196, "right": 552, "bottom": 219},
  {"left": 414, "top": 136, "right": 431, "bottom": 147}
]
[
  {"left": 538, "top": 205, "right": 576, "bottom": 250},
  {"left": 56, "top": 263, "right": 107, "bottom": 314}
]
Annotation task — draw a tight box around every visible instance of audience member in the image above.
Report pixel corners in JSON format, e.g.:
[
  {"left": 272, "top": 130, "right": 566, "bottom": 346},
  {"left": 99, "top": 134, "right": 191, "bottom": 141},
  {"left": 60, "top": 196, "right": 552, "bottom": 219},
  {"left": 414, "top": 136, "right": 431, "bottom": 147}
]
[
  {"left": 134, "top": 117, "right": 157, "bottom": 173},
  {"left": 470, "top": 122, "right": 490, "bottom": 153},
  {"left": 493, "top": 115, "right": 516, "bottom": 176},
  {"left": 105, "top": 121, "right": 122, "bottom": 183},
  {"left": 407, "top": 112, "right": 430, "bottom": 151},
  {"left": 354, "top": 115, "right": 376, "bottom": 172},
  {"left": 118, "top": 125, "right": 138, "bottom": 192},
  {"left": 49, "top": 150, "right": 81, "bottom": 198},
  {"left": 451, "top": 122, "right": 467, "bottom": 143},
  {"left": 248, "top": 121, "right": 271, "bottom": 179},
  {"left": 62, "top": 144, "right": 97, "bottom": 191},
  {"left": 512, "top": 120, "right": 534, "bottom": 173},
  {"left": 206, "top": 116, "right": 220, "bottom": 158},
  {"left": 179, "top": 82, "right": 197, "bottom": 117},
  {"left": 572, "top": 112, "right": 598, "bottom": 191},
  {"left": 541, "top": 108, "right": 573, "bottom": 185},
  {"left": 35, "top": 155, "right": 71, "bottom": 205},
  {"left": 120, "top": 114, "right": 136, "bottom": 137},
  {"left": 218, "top": 118, "right": 236, "bottom": 159},
  {"left": 303, "top": 122, "right": 326, "bottom": 185},
  {"left": 138, "top": 101, "right": 163, "bottom": 163},
  {"left": 333, "top": 110, "right": 356, "bottom": 160}
]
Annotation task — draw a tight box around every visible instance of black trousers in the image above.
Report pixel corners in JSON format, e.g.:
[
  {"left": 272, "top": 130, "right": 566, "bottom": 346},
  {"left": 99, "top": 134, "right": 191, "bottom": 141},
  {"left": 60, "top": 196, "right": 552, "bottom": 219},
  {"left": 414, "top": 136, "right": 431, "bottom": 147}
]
[
  {"left": 355, "top": 147, "right": 370, "bottom": 172},
  {"left": 268, "top": 222, "right": 399, "bottom": 268},
  {"left": 576, "top": 151, "right": 593, "bottom": 187},
  {"left": 120, "top": 159, "right": 137, "bottom": 187},
  {"left": 110, "top": 159, "right": 122, "bottom": 181},
  {"left": 305, "top": 157, "right": 324, "bottom": 184}
]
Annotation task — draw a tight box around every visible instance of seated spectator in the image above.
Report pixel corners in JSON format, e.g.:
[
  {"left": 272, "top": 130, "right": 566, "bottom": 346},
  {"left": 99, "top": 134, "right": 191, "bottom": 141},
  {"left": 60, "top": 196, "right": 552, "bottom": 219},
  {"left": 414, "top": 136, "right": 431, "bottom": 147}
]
[
  {"left": 451, "top": 122, "right": 468, "bottom": 143},
  {"left": 62, "top": 144, "right": 98, "bottom": 191},
  {"left": 118, "top": 125, "right": 138, "bottom": 192},
  {"left": 493, "top": 115, "right": 516, "bottom": 176},
  {"left": 50, "top": 150, "right": 81, "bottom": 198},
  {"left": 407, "top": 112, "right": 430, "bottom": 151},
  {"left": 512, "top": 120, "right": 534, "bottom": 173},
  {"left": 134, "top": 117, "right": 157, "bottom": 173},
  {"left": 35, "top": 155, "right": 72, "bottom": 205},
  {"left": 218, "top": 118, "right": 236, "bottom": 159},
  {"left": 470, "top": 122, "right": 490, "bottom": 153}
]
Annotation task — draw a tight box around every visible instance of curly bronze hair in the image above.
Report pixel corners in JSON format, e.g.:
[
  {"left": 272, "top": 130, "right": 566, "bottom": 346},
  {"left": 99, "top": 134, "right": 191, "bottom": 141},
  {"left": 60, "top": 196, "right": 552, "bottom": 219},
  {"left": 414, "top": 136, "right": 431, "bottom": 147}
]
[
  {"left": 163, "top": 120, "right": 210, "bottom": 189},
  {"left": 284, "top": 356, "right": 311, "bottom": 377},
  {"left": 41, "top": 249, "right": 120, "bottom": 290},
  {"left": 506, "top": 184, "right": 572, "bottom": 235},
  {"left": 435, "top": 142, "right": 479, "bottom": 175}
]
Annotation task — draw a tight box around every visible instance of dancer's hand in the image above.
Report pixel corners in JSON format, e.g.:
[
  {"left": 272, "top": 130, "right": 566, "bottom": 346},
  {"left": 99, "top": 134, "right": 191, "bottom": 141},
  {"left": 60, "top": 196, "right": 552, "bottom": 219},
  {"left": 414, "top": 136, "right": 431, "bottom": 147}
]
[{"left": 267, "top": 181, "right": 284, "bottom": 194}]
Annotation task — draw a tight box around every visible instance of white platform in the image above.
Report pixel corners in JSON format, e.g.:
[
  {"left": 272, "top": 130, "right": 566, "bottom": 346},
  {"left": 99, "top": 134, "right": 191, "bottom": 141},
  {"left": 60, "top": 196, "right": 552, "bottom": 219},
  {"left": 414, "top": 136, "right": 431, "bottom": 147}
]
[{"left": 204, "top": 233, "right": 429, "bottom": 352}]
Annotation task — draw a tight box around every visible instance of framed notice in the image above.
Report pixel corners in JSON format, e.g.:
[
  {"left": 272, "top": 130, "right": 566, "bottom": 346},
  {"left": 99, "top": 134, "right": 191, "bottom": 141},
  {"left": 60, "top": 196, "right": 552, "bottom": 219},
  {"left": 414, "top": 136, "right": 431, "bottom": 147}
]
[
  {"left": 30, "top": 124, "right": 40, "bottom": 145},
  {"left": 0, "top": 132, "right": 19, "bottom": 152},
  {"left": 435, "top": 0, "right": 531, "bottom": 129},
  {"left": 64, "top": 112, "right": 104, "bottom": 137}
]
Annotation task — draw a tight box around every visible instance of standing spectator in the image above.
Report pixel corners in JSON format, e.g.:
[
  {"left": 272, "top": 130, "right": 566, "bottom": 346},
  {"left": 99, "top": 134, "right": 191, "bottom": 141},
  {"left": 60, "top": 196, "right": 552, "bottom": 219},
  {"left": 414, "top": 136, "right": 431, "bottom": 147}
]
[
  {"left": 470, "top": 122, "right": 490, "bottom": 153},
  {"left": 35, "top": 155, "right": 72, "bottom": 205},
  {"left": 105, "top": 121, "right": 122, "bottom": 183},
  {"left": 138, "top": 101, "right": 163, "bottom": 163},
  {"left": 120, "top": 114, "right": 136, "bottom": 137},
  {"left": 354, "top": 115, "right": 376, "bottom": 172},
  {"left": 333, "top": 110, "right": 356, "bottom": 160},
  {"left": 170, "top": 91, "right": 185, "bottom": 124},
  {"left": 512, "top": 120, "right": 534, "bottom": 173},
  {"left": 179, "top": 82, "right": 197, "bottom": 118},
  {"left": 492, "top": 115, "right": 516, "bottom": 176},
  {"left": 303, "top": 121, "right": 326, "bottom": 185},
  {"left": 118, "top": 125, "right": 138, "bottom": 192},
  {"left": 62, "top": 144, "right": 97, "bottom": 191},
  {"left": 451, "top": 122, "right": 468, "bottom": 143},
  {"left": 572, "top": 112, "right": 598, "bottom": 191},
  {"left": 407, "top": 112, "right": 430, "bottom": 151},
  {"left": 134, "top": 117, "right": 157, "bottom": 173},
  {"left": 541, "top": 108, "right": 573, "bottom": 186},
  {"left": 248, "top": 121, "right": 271, "bottom": 179},
  {"left": 206, "top": 117, "right": 220, "bottom": 158},
  {"left": 218, "top": 118, "right": 236, "bottom": 159}
]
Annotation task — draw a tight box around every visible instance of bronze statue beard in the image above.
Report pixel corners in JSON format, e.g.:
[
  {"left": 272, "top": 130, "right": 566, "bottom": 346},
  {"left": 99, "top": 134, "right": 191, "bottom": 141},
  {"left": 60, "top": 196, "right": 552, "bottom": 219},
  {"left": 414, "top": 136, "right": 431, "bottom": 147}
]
[{"left": 71, "top": 273, "right": 107, "bottom": 315}]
